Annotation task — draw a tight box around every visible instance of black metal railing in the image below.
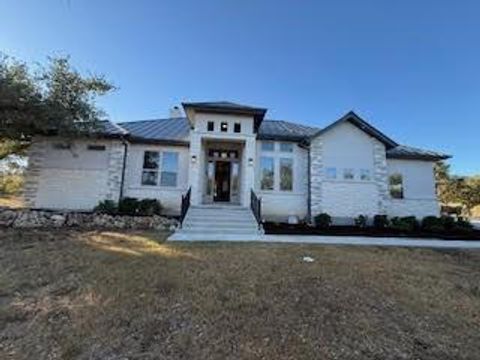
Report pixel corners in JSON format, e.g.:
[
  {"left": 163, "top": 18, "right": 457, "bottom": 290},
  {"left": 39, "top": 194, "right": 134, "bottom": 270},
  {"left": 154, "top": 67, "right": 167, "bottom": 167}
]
[
  {"left": 180, "top": 187, "right": 191, "bottom": 227},
  {"left": 250, "top": 189, "right": 262, "bottom": 229}
]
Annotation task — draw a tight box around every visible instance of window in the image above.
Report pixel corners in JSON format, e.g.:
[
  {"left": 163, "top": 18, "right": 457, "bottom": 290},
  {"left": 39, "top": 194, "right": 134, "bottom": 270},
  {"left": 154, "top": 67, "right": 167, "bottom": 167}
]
[
  {"left": 260, "top": 157, "right": 274, "bottom": 190},
  {"left": 389, "top": 173, "right": 404, "bottom": 199},
  {"left": 280, "top": 158, "right": 293, "bottom": 191},
  {"left": 220, "top": 122, "right": 228, "bottom": 132},
  {"left": 326, "top": 167, "right": 337, "bottom": 179},
  {"left": 360, "top": 169, "right": 371, "bottom": 181},
  {"left": 87, "top": 144, "right": 106, "bottom": 151},
  {"left": 261, "top": 141, "right": 274, "bottom": 151},
  {"left": 280, "top": 142, "right": 293, "bottom": 152},
  {"left": 234, "top": 123, "right": 241, "bottom": 133},
  {"left": 343, "top": 168, "right": 355, "bottom": 180},
  {"left": 160, "top": 152, "right": 179, "bottom": 187},
  {"left": 141, "top": 151, "right": 159, "bottom": 185},
  {"left": 207, "top": 121, "right": 214, "bottom": 131}
]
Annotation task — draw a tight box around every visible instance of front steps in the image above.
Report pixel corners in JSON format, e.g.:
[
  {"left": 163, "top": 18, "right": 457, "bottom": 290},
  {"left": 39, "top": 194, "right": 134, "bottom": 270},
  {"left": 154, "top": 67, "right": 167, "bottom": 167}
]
[{"left": 168, "top": 205, "right": 263, "bottom": 241}]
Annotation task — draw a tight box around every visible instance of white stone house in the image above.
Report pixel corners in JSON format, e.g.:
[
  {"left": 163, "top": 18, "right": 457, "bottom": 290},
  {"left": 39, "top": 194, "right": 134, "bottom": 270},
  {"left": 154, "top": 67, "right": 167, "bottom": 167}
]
[{"left": 24, "top": 101, "right": 449, "bottom": 228}]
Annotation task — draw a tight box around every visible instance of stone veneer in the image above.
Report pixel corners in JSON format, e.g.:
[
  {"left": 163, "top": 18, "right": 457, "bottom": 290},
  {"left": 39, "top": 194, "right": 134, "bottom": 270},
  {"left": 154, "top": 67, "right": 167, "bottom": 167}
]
[
  {"left": 309, "top": 137, "right": 323, "bottom": 216},
  {"left": 373, "top": 143, "right": 389, "bottom": 214},
  {"left": 106, "top": 141, "right": 126, "bottom": 202},
  {"left": 22, "top": 139, "right": 48, "bottom": 208}
]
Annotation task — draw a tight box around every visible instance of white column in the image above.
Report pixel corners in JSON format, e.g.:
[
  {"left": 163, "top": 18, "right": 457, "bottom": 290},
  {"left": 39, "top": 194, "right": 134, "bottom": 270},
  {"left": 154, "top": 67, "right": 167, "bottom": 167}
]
[
  {"left": 188, "top": 133, "right": 202, "bottom": 205},
  {"left": 241, "top": 137, "right": 256, "bottom": 206}
]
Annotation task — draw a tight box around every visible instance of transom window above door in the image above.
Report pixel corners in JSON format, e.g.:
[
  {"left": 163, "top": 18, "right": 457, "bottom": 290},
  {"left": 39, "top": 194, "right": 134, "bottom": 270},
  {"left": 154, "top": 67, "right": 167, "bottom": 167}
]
[{"left": 208, "top": 149, "right": 238, "bottom": 159}]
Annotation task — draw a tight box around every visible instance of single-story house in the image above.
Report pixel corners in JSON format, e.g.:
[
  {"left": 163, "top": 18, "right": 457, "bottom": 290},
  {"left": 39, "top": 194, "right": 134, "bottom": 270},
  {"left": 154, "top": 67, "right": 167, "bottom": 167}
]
[{"left": 23, "top": 101, "right": 449, "bottom": 235}]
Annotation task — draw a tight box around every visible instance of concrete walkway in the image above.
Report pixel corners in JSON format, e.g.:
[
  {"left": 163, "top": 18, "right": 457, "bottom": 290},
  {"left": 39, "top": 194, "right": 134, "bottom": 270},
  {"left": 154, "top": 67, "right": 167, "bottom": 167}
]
[{"left": 263, "top": 235, "right": 480, "bottom": 249}]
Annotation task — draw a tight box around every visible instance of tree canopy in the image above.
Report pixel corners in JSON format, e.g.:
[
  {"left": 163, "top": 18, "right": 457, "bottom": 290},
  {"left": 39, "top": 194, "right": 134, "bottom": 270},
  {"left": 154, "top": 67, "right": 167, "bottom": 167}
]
[{"left": 0, "top": 54, "right": 114, "bottom": 159}]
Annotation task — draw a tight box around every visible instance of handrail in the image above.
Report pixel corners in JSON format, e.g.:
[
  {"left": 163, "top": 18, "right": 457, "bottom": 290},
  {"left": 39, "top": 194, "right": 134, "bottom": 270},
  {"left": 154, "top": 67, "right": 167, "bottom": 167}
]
[
  {"left": 250, "top": 189, "right": 262, "bottom": 229},
  {"left": 180, "top": 187, "right": 191, "bottom": 227}
]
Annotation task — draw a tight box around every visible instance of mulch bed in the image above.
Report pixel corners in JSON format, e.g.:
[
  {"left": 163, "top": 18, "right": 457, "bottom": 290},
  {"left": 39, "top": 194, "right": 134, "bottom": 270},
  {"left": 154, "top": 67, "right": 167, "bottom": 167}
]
[{"left": 264, "top": 222, "right": 480, "bottom": 240}]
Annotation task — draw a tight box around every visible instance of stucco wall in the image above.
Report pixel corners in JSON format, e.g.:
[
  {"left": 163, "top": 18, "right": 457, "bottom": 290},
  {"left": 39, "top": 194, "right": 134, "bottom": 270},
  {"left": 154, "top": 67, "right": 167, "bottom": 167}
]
[
  {"left": 24, "top": 138, "right": 124, "bottom": 210},
  {"left": 255, "top": 140, "right": 308, "bottom": 221},
  {"left": 123, "top": 143, "right": 190, "bottom": 215},
  {"left": 386, "top": 159, "right": 440, "bottom": 218}
]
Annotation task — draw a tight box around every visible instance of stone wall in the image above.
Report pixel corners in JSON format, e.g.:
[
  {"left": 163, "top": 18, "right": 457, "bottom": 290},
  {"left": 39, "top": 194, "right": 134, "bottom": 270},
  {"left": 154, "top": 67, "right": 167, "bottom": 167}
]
[
  {"left": 22, "top": 140, "right": 48, "bottom": 208},
  {"left": 0, "top": 208, "right": 178, "bottom": 230},
  {"left": 309, "top": 137, "right": 323, "bottom": 216}
]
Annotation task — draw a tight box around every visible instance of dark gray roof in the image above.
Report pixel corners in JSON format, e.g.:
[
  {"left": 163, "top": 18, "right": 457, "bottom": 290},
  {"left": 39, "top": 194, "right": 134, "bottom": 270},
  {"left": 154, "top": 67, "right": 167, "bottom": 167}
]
[
  {"left": 258, "top": 120, "right": 318, "bottom": 141},
  {"left": 387, "top": 145, "right": 450, "bottom": 160},
  {"left": 182, "top": 101, "right": 266, "bottom": 112},
  {"left": 115, "top": 114, "right": 449, "bottom": 161},
  {"left": 118, "top": 117, "right": 190, "bottom": 144},
  {"left": 98, "top": 120, "right": 129, "bottom": 136}
]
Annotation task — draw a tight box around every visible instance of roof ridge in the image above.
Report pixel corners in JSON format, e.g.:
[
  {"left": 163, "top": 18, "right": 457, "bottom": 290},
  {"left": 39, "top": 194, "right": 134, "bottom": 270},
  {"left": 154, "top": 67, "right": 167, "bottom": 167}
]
[{"left": 118, "top": 117, "right": 187, "bottom": 125}]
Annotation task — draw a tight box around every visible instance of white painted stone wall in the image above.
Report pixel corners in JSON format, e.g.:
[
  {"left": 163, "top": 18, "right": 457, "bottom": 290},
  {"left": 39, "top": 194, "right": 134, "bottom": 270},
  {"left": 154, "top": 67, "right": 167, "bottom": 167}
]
[
  {"left": 123, "top": 143, "right": 190, "bottom": 215},
  {"left": 255, "top": 140, "right": 308, "bottom": 221},
  {"left": 25, "top": 137, "right": 124, "bottom": 210},
  {"left": 386, "top": 159, "right": 440, "bottom": 218}
]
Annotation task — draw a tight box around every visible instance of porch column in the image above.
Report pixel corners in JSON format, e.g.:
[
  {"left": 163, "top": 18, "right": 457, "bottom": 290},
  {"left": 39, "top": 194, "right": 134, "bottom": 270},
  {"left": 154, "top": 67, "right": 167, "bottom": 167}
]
[
  {"left": 188, "top": 133, "right": 203, "bottom": 205},
  {"left": 241, "top": 137, "right": 256, "bottom": 206}
]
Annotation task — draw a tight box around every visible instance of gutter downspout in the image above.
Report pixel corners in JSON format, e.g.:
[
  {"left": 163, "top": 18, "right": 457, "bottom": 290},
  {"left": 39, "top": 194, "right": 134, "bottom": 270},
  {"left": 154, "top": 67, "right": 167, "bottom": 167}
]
[{"left": 118, "top": 138, "right": 128, "bottom": 202}]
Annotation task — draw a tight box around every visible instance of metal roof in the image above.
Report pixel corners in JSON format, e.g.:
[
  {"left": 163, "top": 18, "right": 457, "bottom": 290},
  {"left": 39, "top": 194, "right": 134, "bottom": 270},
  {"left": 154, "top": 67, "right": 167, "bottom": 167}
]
[
  {"left": 386, "top": 145, "right": 450, "bottom": 160},
  {"left": 182, "top": 101, "right": 266, "bottom": 112},
  {"left": 98, "top": 120, "right": 129, "bottom": 136},
  {"left": 115, "top": 115, "right": 449, "bottom": 161}
]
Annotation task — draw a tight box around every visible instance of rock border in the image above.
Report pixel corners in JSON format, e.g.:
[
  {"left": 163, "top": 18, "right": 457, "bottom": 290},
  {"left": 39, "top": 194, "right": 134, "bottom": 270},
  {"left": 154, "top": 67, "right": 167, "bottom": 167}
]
[{"left": 0, "top": 208, "right": 178, "bottom": 231}]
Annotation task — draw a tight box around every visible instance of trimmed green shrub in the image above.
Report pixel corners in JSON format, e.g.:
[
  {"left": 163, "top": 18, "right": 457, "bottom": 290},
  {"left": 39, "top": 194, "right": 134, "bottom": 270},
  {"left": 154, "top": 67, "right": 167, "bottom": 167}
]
[
  {"left": 373, "top": 215, "right": 389, "bottom": 229},
  {"left": 454, "top": 218, "right": 474, "bottom": 233},
  {"left": 118, "top": 197, "right": 140, "bottom": 215},
  {"left": 94, "top": 200, "right": 117, "bottom": 215},
  {"left": 422, "top": 216, "right": 444, "bottom": 232},
  {"left": 354, "top": 215, "right": 368, "bottom": 228},
  {"left": 390, "top": 216, "right": 417, "bottom": 232},
  {"left": 440, "top": 216, "right": 456, "bottom": 231},
  {"left": 314, "top": 213, "right": 332, "bottom": 228},
  {"left": 137, "top": 199, "right": 162, "bottom": 216}
]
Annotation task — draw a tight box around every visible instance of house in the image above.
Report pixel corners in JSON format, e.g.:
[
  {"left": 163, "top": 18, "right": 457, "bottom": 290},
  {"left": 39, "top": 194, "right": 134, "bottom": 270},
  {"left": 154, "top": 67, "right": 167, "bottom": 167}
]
[{"left": 23, "top": 101, "right": 449, "bottom": 236}]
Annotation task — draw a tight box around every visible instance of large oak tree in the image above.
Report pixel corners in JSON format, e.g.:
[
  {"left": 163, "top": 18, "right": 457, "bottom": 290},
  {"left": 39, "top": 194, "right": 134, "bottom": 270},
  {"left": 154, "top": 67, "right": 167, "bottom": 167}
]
[{"left": 0, "top": 54, "right": 114, "bottom": 159}]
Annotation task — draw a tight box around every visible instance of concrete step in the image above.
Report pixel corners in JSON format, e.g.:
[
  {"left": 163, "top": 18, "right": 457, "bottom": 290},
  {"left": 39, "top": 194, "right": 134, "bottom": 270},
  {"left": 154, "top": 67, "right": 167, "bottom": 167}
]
[
  {"left": 177, "top": 227, "right": 259, "bottom": 235},
  {"left": 184, "top": 218, "right": 256, "bottom": 226},
  {"left": 168, "top": 233, "right": 265, "bottom": 241}
]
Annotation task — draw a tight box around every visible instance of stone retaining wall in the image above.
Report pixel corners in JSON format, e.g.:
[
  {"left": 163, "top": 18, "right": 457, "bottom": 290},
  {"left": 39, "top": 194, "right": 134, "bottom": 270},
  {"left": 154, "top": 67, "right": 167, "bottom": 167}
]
[{"left": 0, "top": 208, "right": 178, "bottom": 231}]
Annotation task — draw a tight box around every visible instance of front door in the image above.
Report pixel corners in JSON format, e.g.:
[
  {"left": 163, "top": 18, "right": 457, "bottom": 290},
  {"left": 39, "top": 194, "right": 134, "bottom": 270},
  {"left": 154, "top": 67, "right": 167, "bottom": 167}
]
[{"left": 214, "top": 161, "right": 231, "bottom": 202}]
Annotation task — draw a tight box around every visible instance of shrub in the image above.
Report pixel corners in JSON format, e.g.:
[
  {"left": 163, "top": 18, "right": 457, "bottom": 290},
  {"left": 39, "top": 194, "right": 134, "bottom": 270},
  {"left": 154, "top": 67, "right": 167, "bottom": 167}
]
[
  {"left": 354, "top": 215, "right": 368, "bottom": 228},
  {"left": 440, "top": 216, "right": 456, "bottom": 231},
  {"left": 390, "top": 216, "right": 417, "bottom": 232},
  {"left": 118, "top": 197, "right": 140, "bottom": 216},
  {"left": 421, "top": 216, "right": 444, "bottom": 232},
  {"left": 373, "top": 215, "right": 389, "bottom": 229},
  {"left": 137, "top": 199, "right": 162, "bottom": 216},
  {"left": 454, "top": 218, "right": 474, "bottom": 233},
  {"left": 314, "top": 213, "right": 332, "bottom": 228},
  {"left": 94, "top": 200, "right": 117, "bottom": 215}
]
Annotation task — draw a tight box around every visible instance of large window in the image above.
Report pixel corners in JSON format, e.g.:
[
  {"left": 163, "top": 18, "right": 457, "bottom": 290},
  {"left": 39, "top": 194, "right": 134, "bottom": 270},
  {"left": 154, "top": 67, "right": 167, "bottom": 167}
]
[
  {"left": 360, "top": 169, "right": 371, "bottom": 181},
  {"left": 343, "top": 168, "right": 355, "bottom": 180},
  {"left": 141, "top": 151, "right": 160, "bottom": 185},
  {"left": 260, "top": 157, "right": 274, "bottom": 190},
  {"left": 160, "top": 152, "right": 179, "bottom": 187},
  {"left": 280, "top": 158, "right": 293, "bottom": 191},
  {"left": 326, "top": 167, "right": 337, "bottom": 180},
  {"left": 389, "top": 173, "right": 404, "bottom": 199},
  {"left": 261, "top": 141, "right": 274, "bottom": 151},
  {"left": 141, "top": 151, "right": 178, "bottom": 187},
  {"left": 280, "top": 142, "right": 293, "bottom": 153}
]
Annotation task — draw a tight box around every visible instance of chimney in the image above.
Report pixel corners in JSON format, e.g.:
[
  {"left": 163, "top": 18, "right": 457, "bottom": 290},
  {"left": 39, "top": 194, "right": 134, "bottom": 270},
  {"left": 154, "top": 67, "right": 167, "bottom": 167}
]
[{"left": 169, "top": 105, "right": 183, "bottom": 118}]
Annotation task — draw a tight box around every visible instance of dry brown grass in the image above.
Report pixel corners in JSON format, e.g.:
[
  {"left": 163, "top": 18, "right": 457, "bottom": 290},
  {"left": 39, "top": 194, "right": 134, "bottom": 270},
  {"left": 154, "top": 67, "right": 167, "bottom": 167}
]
[
  {"left": 471, "top": 205, "right": 480, "bottom": 219},
  {"left": 1, "top": 230, "right": 480, "bottom": 359},
  {"left": 0, "top": 195, "right": 24, "bottom": 209}
]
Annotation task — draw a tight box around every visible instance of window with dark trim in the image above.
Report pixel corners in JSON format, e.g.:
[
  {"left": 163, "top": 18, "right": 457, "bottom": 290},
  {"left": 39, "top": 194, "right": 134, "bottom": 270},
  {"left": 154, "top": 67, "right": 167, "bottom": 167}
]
[
  {"left": 280, "top": 158, "right": 293, "bottom": 191},
  {"left": 220, "top": 122, "right": 228, "bottom": 132},
  {"left": 141, "top": 151, "right": 159, "bottom": 185},
  {"left": 207, "top": 121, "right": 214, "bottom": 131},
  {"left": 234, "top": 123, "right": 241, "bottom": 133},
  {"left": 260, "top": 157, "right": 274, "bottom": 190}
]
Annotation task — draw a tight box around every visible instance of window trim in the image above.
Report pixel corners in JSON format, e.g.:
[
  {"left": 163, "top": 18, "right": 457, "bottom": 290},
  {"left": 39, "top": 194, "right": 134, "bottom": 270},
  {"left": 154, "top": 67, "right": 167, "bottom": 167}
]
[
  {"left": 207, "top": 121, "right": 214, "bottom": 132},
  {"left": 389, "top": 173, "right": 404, "bottom": 199},
  {"left": 360, "top": 168, "right": 371, "bottom": 181},
  {"left": 343, "top": 168, "right": 355, "bottom": 180},
  {"left": 261, "top": 141, "right": 275, "bottom": 152},
  {"left": 280, "top": 142, "right": 294, "bottom": 153},
  {"left": 160, "top": 151, "right": 179, "bottom": 187},
  {"left": 279, "top": 157, "right": 293, "bottom": 191},
  {"left": 141, "top": 150, "right": 179, "bottom": 187},
  {"left": 260, "top": 156, "right": 275, "bottom": 190},
  {"left": 234, "top": 122, "right": 241, "bottom": 133},
  {"left": 141, "top": 151, "right": 160, "bottom": 186},
  {"left": 220, "top": 122, "right": 228, "bottom": 132}
]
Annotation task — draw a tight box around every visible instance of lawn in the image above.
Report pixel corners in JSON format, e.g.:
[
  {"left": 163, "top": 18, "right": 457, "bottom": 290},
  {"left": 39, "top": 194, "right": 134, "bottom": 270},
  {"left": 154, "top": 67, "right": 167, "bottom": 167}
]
[{"left": 1, "top": 230, "right": 480, "bottom": 359}]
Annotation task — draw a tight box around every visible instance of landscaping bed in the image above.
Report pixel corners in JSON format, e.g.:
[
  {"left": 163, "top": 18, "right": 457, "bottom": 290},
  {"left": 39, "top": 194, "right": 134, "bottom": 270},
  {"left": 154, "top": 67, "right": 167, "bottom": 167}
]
[{"left": 264, "top": 222, "right": 480, "bottom": 240}]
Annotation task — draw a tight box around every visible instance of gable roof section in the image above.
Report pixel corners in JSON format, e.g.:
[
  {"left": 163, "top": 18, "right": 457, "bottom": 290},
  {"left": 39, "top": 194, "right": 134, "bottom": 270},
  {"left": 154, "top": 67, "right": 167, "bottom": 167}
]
[
  {"left": 258, "top": 120, "right": 318, "bottom": 141},
  {"left": 310, "top": 111, "right": 398, "bottom": 149}
]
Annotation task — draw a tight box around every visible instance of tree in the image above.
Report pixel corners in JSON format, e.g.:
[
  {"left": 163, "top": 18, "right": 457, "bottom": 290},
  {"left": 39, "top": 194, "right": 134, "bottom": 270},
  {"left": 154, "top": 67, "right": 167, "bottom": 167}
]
[{"left": 0, "top": 54, "right": 114, "bottom": 159}]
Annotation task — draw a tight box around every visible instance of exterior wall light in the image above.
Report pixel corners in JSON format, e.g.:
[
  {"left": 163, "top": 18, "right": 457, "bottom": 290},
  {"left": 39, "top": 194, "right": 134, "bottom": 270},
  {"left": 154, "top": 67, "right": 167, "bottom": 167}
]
[
  {"left": 248, "top": 158, "right": 254, "bottom": 166},
  {"left": 191, "top": 155, "right": 197, "bottom": 163}
]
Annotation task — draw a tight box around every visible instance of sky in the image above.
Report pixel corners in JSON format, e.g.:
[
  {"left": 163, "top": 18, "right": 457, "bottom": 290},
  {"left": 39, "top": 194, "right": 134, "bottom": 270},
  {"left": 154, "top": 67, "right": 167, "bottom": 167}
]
[{"left": 1, "top": 0, "right": 479, "bottom": 175}]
